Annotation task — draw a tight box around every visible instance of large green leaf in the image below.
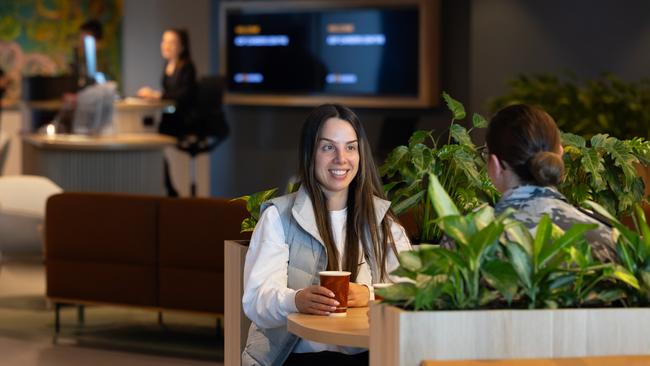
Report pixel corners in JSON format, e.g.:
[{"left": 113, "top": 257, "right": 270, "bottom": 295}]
[
  {"left": 393, "top": 179, "right": 423, "bottom": 202},
  {"left": 453, "top": 148, "right": 482, "bottom": 186},
  {"left": 561, "top": 132, "right": 586, "bottom": 148},
  {"left": 584, "top": 200, "right": 640, "bottom": 249},
  {"left": 383, "top": 181, "right": 400, "bottom": 195},
  {"left": 504, "top": 220, "right": 534, "bottom": 255},
  {"left": 376, "top": 282, "right": 417, "bottom": 301},
  {"left": 607, "top": 139, "right": 638, "bottom": 187},
  {"left": 580, "top": 147, "right": 605, "bottom": 190},
  {"left": 408, "top": 130, "right": 429, "bottom": 148},
  {"left": 410, "top": 143, "right": 430, "bottom": 173},
  {"left": 436, "top": 215, "right": 472, "bottom": 246},
  {"left": 420, "top": 249, "right": 453, "bottom": 276},
  {"left": 472, "top": 113, "right": 488, "bottom": 128},
  {"left": 427, "top": 173, "right": 460, "bottom": 217},
  {"left": 506, "top": 241, "right": 533, "bottom": 289},
  {"left": 611, "top": 265, "right": 640, "bottom": 290},
  {"left": 414, "top": 280, "right": 445, "bottom": 310},
  {"left": 472, "top": 205, "right": 495, "bottom": 231},
  {"left": 548, "top": 274, "right": 576, "bottom": 291},
  {"left": 390, "top": 267, "right": 417, "bottom": 280},
  {"left": 436, "top": 248, "right": 468, "bottom": 271},
  {"left": 442, "top": 91, "right": 466, "bottom": 120},
  {"left": 233, "top": 187, "right": 279, "bottom": 223},
  {"left": 240, "top": 218, "right": 256, "bottom": 233},
  {"left": 399, "top": 251, "right": 423, "bottom": 272},
  {"left": 538, "top": 223, "right": 597, "bottom": 270},
  {"left": 634, "top": 205, "right": 650, "bottom": 258},
  {"left": 467, "top": 221, "right": 505, "bottom": 270},
  {"left": 640, "top": 271, "right": 650, "bottom": 290},
  {"left": 450, "top": 124, "right": 473, "bottom": 147},
  {"left": 590, "top": 133, "right": 609, "bottom": 148},
  {"left": 380, "top": 146, "right": 409, "bottom": 176},
  {"left": 391, "top": 191, "right": 424, "bottom": 215},
  {"left": 482, "top": 260, "right": 519, "bottom": 303},
  {"left": 533, "top": 215, "right": 553, "bottom": 269}
]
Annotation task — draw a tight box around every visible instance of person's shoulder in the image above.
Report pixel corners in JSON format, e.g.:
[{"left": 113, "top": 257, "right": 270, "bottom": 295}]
[{"left": 261, "top": 191, "right": 299, "bottom": 213}]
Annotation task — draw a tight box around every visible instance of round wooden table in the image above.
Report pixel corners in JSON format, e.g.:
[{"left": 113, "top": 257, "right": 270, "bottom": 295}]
[{"left": 287, "top": 307, "right": 369, "bottom": 348}]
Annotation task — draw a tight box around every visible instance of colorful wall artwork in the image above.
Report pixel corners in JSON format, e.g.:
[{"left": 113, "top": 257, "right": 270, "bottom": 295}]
[{"left": 0, "top": 0, "right": 122, "bottom": 104}]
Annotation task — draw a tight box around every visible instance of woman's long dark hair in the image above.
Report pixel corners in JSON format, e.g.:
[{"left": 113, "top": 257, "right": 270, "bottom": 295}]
[
  {"left": 486, "top": 104, "right": 564, "bottom": 186},
  {"left": 298, "top": 104, "right": 398, "bottom": 281},
  {"left": 165, "top": 28, "right": 192, "bottom": 67}
]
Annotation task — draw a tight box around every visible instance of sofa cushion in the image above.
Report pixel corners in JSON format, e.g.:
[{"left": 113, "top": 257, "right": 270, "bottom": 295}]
[
  {"left": 158, "top": 198, "right": 250, "bottom": 270},
  {"left": 46, "top": 259, "right": 157, "bottom": 306},
  {"left": 46, "top": 193, "right": 158, "bottom": 264},
  {"left": 158, "top": 267, "right": 224, "bottom": 313}
]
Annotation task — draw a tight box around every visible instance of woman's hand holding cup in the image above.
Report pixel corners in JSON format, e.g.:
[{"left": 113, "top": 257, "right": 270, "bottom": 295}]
[{"left": 295, "top": 285, "right": 340, "bottom": 316}]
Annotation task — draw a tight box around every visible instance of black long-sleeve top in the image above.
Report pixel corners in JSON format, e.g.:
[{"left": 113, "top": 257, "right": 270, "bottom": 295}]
[{"left": 159, "top": 61, "right": 197, "bottom": 137}]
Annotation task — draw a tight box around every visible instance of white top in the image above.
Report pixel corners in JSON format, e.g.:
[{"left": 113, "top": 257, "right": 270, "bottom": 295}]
[{"left": 243, "top": 205, "right": 411, "bottom": 354}]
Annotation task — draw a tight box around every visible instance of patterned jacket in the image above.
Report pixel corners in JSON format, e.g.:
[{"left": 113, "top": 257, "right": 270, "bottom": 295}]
[{"left": 494, "top": 185, "right": 617, "bottom": 262}]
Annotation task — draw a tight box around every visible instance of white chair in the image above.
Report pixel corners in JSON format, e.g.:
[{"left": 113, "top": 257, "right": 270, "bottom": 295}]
[{"left": 0, "top": 176, "right": 62, "bottom": 256}]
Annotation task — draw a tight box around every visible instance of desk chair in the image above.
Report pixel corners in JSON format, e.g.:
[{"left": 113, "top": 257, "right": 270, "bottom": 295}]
[{"left": 177, "top": 76, "right": 229, "bottom": 196}]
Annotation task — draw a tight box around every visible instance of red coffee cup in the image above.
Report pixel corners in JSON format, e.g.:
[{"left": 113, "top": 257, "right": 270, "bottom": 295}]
[{"left": 319, "top": 271, "right": 351, "bottom": 317}]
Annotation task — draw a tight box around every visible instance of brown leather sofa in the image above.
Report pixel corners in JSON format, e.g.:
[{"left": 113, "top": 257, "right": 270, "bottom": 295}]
[{"left": 44, "top": 192, "right": 251, "bottom": 328}]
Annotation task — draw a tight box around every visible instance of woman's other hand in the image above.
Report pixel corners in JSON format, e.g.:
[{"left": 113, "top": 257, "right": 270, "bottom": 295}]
[
  {"left": 348, "top": 283, "right": 370, "bottom": 307},
  {"left": 136, "top": 86, "right": 161, "bottom": 99},
  {"left": 295, "top": 285, "right": 339, "bottom": 315}
]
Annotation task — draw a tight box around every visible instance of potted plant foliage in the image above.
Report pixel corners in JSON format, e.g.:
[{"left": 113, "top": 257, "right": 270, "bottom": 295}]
[
  {"left": 490, "top": 73, "right": 650, "bottom": 140},
  {"left": 491, "top": 72, "right": 650, "bottom": 201},
  {"left": 370, "top": 173, "right": 650, "bottom": 366},
  {"left": 380, "top": 92, "right": 498, "bottom": 243},
  {"left": 561, "top": 132, "right": 650, "bottom": 218}
]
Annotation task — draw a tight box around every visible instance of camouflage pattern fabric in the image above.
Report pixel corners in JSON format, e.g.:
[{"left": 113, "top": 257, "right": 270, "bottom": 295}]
[{"left": 495, "top": 185, "right": 618, "bottom": 262}]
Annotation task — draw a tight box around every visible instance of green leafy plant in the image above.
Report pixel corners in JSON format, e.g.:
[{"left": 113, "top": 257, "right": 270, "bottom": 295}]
[
  {"left": 377, "top": 173, "right": 640, "bottom": 310},
  {"left": 490, "top": 73, "right": 650, "bottom": 140},
  {"left": 585, "top": 201, "right": 650, "bottom": 306},
  {"left": 233, "top": 188, "right": 279, "bottom": 233},
  {"left": 380, "top": 92, "right": 499, "bottom": 243},
  {"left": 233, "top": 182, "right": 300, "bottom": 233},
  {"left": 561, "top": 132, "right": 650, "bottom": 218}
]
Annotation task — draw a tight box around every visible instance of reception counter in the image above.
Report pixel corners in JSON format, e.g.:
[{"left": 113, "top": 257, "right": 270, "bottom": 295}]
[
  {"left": 22, "top": 98, "right": 173, "bottom": 134},
  {"left": 22, "top": 133, "right": 175, "bottom": 195}
]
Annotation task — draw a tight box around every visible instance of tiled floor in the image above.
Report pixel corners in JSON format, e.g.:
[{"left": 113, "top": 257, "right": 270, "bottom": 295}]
[{"left": 0, "top": 259, "right": 224, "bottom": 366}]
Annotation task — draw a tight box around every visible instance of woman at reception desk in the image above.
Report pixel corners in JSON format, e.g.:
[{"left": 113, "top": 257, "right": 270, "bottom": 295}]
[{"left": 137, "top": 28, "right": 197, "bottom": 197}]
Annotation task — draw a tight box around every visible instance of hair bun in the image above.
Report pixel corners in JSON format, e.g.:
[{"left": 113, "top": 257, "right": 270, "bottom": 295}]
[{"left": 528, "top": 151, "right": 564, "bottom": 186}]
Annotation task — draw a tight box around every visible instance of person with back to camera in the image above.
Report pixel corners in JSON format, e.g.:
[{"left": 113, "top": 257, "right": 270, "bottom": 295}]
[
  {"left": 242, "top": 104, "right": 412, "bottom": 366},
  {"left": 485, "top": 104, "right": 617, "bottom": 262},
  {"left": 137, "top": 28, "right": 197, "bottom": 197}
]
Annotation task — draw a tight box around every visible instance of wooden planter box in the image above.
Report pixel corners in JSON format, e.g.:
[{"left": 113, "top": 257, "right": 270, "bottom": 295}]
[
  {"left": 369, "top": 304, "right": 650, "bottom": 366},
  {"left": 224, "top": 240, "right": 251, "bottom": 366}
]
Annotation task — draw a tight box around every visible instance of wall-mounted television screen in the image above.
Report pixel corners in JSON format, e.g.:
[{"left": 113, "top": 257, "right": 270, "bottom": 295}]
[{"left": 220, "top": 0, "right": 440, "bottom": 108}]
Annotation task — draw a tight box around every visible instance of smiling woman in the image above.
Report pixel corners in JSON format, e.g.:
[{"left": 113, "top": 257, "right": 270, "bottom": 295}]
[
  {"left": 313, "top": 117, "right": 360, "bottom": 211},
  {"left": 241, "top": 104, "right": 412, "bottom": 366}
]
